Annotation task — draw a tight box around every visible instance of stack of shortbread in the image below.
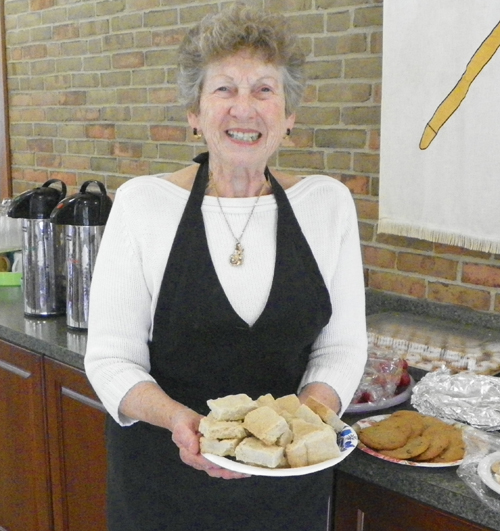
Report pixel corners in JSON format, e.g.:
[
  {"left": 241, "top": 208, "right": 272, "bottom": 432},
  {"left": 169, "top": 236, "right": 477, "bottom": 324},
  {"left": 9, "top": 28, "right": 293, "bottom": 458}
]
[{"left": 199, "top": 393, "right": 345, "bottom": 469}]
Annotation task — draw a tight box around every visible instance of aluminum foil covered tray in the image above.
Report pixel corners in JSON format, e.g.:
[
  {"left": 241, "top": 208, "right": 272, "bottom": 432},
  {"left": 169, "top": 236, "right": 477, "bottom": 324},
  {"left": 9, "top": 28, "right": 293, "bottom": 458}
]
[{"left": 367, "top": 312, "right": 500, "bottom": 376}]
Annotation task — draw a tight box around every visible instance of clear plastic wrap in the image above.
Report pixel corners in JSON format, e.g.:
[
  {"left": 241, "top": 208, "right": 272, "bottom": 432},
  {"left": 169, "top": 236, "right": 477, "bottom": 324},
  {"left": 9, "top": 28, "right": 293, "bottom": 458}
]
[
  {"left": 350, "top": 345, "right": 405, "bottom": 405},
  {"left": 457, "top": 427, "right": 500, "bottom": 513},
  {"left": 411, "top": 369, "right": 500, "bottom": 431}
]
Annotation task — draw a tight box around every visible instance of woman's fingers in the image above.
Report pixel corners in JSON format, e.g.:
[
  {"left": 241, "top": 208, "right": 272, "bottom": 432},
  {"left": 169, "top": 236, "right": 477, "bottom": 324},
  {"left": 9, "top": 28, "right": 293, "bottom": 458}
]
[{"left": 178, "top": 447, "right": 250, "bottom": 479}]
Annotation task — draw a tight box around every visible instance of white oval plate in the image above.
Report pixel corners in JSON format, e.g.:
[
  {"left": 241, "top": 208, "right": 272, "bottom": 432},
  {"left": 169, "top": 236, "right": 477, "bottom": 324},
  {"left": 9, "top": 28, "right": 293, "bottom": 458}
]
[
  {"left": 352, "top": 414, "right": 464, "bottom": 467},
  {"left": 345, "top": 376, "right": 415, "bottom": 414},
  {"left": 202, "top": 423, "right": 358, "bottom": 477},
  {"left": 477, "top": 451, "right": 500, "bottom": 495}
]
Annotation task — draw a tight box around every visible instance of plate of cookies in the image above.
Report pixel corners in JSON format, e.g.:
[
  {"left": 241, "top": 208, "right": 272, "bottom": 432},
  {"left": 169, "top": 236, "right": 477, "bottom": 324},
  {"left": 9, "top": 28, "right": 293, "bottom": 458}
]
[
  {"left": 200, "top": 393, "right": 358, "bottom": 477},
  {"left": 353, "top": 411, "right": 465, "bottom": 467}
]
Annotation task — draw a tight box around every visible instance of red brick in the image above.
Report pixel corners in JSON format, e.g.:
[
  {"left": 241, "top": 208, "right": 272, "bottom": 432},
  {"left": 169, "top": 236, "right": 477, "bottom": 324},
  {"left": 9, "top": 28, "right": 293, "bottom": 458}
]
[
  {"left": 53, "top": 24, "right": 80, "bottom": 40},
  {"left": 36, "top": 154, "right": 62, "bottom": 168},
  {"left": 363, "top": 245, "right": 396, "bottom": 269},
  {"left": 86, "top": 124, "right": 116, "bottom": 140},
  {"left": 462, "top": 263, "right": 500, "bottom": 288},
  {"left": 30, "top": 0, "right": 55, "bottom": 9},
  {"left": 149, "top": 88, "right": 179, "bottom": 104},
  {"left": 61, "top": 155, "right": 91, "bottom": 170},
  {"left": 358, "top": 221, "right": 374, "bottom": 243},
  {"left": 74, "top": 109, "right": 101, "bottom": 121},
  {"left": 338, "top": 174, "right": 369, "bottom": 195},
  {"left": 11, "top": 94, "right": 33, "bottom": 106},
  {"left": 285, "top": 128, "right": 314, "bottom": 149},
  {"left": 27, "top": 138, "right": 53, "bottom": 152},
  {"left": 494, "top": 294, "right": 500, "bottom": 313},
  {"left": 433, "top": 243, "right": 490, "bottom": 259},
  {"left": 368, "top": 271, "right": 426, "bottom": 298},
  {"left": 368, "top": 129, "right": 380, "bottom": 150},
  {"left": 49, "top": 172, "right": 77, "bottom": 187},
  {"left": 152, "top": 29, "right": 185, "bottom": 47},
  {"left": 397, "top": 252, "right": 458, "bottom": 280},
  {"left": 32, "top": 93, "right": 59, "bottom": 106},
  {"left": 112, "top": 52, "right": 145, "bottom": 69},
  {"left": 119, "top": 159, "right": 151, "bottom": 176},
  {"left": 150, "top": 126, "right": 186, "bottom": 142},
  {"left": 112, "top": 142, "right": 143, "bottom": 158},
  {"left": 354, "top": 198, "right": 378, "bottom": 220},
  {"left": 24, "top": 169, "right": 49, "bottom": 183},
  {"left": 375, "top": 232, "right": 433, "bottom": 252},
  {"left": 59, "top": 92, "right": 87, "bottom": 106},
  {"left": 428, "top": 282, "right": 491, "bottom": 312},
  {"left": 23, "top": 44, "right": 47, "bottom": 60}
]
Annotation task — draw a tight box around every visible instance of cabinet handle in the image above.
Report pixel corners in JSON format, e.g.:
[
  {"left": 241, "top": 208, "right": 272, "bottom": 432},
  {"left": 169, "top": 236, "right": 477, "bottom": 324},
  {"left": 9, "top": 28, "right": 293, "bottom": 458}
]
[
  {"left": 62, "top": 386, "right": 106, "bottom": 413},
  {"left": 356, "top": 509, "right": 365, "bottom": 531},
  {"left": 0, "top": 358, "right": 31, "bottom": 379}
]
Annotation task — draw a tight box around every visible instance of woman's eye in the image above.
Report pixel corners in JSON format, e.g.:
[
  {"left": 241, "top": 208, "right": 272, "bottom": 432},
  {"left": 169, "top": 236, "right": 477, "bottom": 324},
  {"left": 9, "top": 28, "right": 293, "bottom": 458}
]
[{"left": 256, "top": 86, "right": 273, "bottom": 96}]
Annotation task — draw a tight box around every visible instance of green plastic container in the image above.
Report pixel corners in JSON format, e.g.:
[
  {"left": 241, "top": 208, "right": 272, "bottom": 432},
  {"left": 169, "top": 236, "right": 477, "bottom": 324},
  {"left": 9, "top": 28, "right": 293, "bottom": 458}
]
[{"left": 0, "top": 272, "right": 22, "bottom": 286}]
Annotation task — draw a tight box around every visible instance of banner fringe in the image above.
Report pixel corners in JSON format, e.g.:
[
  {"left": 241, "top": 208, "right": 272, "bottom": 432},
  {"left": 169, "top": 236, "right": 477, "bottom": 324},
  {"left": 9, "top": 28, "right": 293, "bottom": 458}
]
[{"left": 377, "top": 220, "right": 500, "bottom": 255}]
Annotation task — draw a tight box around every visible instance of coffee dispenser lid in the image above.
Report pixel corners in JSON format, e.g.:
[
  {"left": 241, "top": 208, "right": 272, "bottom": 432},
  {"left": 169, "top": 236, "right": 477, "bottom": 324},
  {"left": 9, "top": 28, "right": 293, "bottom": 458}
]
[
  {"left": 50, "top": 180, "right": 112, "bottom": 226},
  {"left": 7, "top": 179, "right": 67, "bottom": 219}
]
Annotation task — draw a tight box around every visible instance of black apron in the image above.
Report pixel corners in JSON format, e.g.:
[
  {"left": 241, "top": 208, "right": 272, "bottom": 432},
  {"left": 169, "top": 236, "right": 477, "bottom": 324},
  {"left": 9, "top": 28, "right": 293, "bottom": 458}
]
[{"left": 106, "top": 153, "right": 334, "bottom": 531}]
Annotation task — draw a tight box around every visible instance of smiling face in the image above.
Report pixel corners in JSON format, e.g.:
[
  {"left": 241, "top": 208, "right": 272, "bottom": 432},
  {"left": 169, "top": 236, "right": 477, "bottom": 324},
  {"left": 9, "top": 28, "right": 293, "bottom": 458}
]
[{"left": 187, "top": 50, "right": 296, "bottom": 175}]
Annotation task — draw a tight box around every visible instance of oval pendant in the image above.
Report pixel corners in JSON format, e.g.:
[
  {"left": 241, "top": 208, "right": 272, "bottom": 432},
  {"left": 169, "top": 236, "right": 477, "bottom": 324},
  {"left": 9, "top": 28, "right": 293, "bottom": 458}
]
[{"left": 230, "top": 243, "right": 244, "bottom": 266}]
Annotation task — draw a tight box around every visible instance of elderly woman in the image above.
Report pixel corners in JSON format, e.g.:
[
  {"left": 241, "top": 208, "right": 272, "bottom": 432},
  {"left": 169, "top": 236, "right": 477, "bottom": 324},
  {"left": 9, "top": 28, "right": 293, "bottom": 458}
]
[{"left": 85, "top": 3, "right": 367, "bottom": 530}]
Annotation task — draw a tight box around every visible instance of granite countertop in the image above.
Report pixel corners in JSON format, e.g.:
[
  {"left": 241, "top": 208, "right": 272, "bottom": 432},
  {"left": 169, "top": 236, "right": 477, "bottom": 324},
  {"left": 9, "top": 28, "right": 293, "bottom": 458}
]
[
  {"left": 0, "top": 286, "right": 86, "bottom": 370},
  {"left": 1, "top": 286, "right": 499, "bottom": 529}
]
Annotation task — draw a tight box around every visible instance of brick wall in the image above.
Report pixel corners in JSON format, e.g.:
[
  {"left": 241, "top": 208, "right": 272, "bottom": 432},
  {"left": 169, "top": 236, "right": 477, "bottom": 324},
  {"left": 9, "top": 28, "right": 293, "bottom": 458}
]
[{"left": 4, "top": 0, "right": 500, "bottom": 315}]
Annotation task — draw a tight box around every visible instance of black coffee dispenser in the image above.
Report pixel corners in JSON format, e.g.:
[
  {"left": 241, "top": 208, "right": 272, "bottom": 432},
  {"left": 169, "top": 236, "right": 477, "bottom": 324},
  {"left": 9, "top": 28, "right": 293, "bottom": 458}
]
[
  {"left": 8, "top": 179, "right": 67, "bottom": 316},
  {"left": 51, "top": 180, "right": 112, "bottom": 329}
]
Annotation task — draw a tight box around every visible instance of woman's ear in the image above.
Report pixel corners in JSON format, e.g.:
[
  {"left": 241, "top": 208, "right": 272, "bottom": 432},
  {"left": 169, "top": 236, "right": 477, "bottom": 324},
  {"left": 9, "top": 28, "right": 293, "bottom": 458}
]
[{"left": 285, "top": 112, "right": 296, "bottom": 132}]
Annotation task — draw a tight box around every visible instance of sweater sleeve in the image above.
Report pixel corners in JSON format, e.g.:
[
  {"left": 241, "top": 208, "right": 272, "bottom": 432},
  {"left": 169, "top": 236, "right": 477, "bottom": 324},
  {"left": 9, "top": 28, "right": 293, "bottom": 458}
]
[
  {"left": 84, "top": 186, "right": 157, "bottom": 426},
  {"left": 298, "top": 184, "right": 367, "bottom": 415}
]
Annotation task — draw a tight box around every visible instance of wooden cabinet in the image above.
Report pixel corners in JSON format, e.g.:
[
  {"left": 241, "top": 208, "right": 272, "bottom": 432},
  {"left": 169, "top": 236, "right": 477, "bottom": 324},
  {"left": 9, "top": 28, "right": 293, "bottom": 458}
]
[
  {"left": 45, "top": 358, "right": 107, "bottom": 531},
  {"left": 0, "top": 340, "right": 107, "bottom": 531},
  {"left": 0, "top": 342, "right": 52, "bottom": 531},
  {"left": 333, "top": 471, "right": 492, "bottom": 531}
]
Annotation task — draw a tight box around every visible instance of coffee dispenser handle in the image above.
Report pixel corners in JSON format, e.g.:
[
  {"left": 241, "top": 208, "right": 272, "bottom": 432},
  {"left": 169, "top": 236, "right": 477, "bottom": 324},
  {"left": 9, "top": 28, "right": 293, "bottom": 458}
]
[
  {"left": 42, "top": 179, "right": 67, "bottom": 200},
  {"left": 80, "top": 180, "right": 107, "bottom": 196}
]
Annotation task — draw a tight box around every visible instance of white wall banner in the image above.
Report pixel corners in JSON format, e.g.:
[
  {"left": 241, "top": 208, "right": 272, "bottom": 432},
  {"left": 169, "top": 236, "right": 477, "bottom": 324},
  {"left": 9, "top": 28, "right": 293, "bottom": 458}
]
[{"left": 379, "top": 0, "right": 500, "bottom": 253}]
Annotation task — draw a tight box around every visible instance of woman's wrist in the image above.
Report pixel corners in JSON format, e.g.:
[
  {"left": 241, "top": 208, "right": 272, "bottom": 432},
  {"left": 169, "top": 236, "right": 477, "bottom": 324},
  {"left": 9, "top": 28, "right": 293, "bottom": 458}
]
[{"left": 299, "top": 382, "right": 341, "bottom": 414}]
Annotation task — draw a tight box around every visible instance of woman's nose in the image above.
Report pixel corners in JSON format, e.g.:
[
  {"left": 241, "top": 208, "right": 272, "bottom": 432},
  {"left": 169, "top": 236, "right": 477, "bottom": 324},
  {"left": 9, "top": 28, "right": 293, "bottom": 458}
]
[{"left": 229, "top": 91, "right": 256, "bottom": 119}]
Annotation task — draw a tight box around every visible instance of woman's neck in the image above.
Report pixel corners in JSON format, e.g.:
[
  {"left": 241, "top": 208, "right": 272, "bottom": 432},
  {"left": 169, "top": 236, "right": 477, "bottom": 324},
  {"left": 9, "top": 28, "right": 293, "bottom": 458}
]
[{"left": 207, "top": 164, "right": 271, "bottom": 198}]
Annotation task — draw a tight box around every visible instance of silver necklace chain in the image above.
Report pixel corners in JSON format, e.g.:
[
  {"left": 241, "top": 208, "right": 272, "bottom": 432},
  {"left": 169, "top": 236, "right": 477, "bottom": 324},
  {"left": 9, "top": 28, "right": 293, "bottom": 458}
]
[{"left": 209, "top": 170, "right": 266, "bottom": 266}]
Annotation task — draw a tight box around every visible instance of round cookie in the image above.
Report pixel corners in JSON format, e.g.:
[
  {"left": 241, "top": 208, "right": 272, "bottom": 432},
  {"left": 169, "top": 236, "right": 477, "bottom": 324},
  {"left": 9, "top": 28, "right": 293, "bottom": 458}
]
[
  {"left": 430, "top": 427, "right": 465, "bottom": 463},
  {"left": 359, "top": 418, "right": 412, "bottom": 451},
  {"left": 380, "top": 435, "right": 430, "bottom": 460},
  {"left": 391, "top": 410, "right": 426, "bottom": 437},
  {"left": 412, "top": 426, "right": 450, "bottom": 462}
]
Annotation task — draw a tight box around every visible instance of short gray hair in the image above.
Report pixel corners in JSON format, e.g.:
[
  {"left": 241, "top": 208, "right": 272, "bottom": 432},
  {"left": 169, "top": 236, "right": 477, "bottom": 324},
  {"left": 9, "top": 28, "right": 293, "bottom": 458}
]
[{"left": 177, "top": 2, "right": 306, "bottom": 116}]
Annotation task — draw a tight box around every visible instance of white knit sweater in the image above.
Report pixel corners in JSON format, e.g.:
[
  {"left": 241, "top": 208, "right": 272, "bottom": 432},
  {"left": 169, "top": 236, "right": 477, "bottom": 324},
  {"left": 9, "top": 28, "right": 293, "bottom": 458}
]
[{"left": 84, "top": 173, "right": 367, "bottom": 425}]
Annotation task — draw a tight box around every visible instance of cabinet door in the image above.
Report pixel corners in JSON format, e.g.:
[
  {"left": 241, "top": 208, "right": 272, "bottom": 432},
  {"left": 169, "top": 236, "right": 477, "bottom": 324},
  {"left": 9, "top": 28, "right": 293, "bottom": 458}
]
[
  {"left": 44, "top": 358, "right": 107, "bottom": 531},
  {"left": 0, "top": 341, "right": 52, "bottom": 531},
  {"left": 333, "top": 471, "right": 490, "bottom": 531}
]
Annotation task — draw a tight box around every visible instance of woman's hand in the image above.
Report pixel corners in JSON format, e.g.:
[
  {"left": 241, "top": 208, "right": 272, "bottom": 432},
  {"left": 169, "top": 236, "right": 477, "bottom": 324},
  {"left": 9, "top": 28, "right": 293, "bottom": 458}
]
[
  {"left": 170, "top": 409, "right": 250, "bottom": 480},
  {"left": 120, "top": 382, "right": 249, "bottom": 479},
  {"left": 299, "top": 382, "right": 341, "bottom": 414}
]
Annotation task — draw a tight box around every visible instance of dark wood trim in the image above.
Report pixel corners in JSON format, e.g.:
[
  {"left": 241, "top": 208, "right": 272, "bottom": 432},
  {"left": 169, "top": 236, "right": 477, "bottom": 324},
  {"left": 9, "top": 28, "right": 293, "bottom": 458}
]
[{"left": 0, "top": 2, "right": 11, "bottom": 199}]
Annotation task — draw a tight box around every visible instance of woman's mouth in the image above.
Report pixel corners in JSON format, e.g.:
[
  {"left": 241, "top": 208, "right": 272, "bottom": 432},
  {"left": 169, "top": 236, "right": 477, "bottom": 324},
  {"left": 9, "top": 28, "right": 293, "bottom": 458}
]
[{"left": 226, "top": 130, "right": 261, "bottom": 143}]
